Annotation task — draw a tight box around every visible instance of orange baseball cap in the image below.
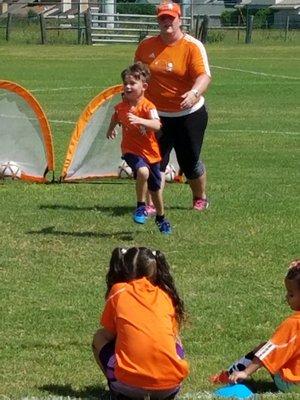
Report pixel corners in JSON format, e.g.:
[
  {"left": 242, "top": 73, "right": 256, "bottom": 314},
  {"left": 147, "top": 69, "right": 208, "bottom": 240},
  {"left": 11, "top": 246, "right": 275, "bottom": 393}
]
[{"left": 156, "top": 2, "right": 181, "bottom": 18}]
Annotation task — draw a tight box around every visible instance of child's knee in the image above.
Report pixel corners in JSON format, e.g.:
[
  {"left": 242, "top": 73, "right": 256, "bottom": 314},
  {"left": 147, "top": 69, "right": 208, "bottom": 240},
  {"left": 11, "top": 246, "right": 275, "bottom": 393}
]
[
  {"left": 137, "top": 167, "right": 149, "bottom": 180},
  {"left": 92, "top": 329, "right": 103, "bottom": 351}
]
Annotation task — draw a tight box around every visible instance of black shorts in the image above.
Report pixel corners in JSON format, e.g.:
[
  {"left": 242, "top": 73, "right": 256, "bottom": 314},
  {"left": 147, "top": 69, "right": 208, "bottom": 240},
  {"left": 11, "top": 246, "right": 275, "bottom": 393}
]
[{"left": 159, "top": 105, "right": 208, "bottom": 180}]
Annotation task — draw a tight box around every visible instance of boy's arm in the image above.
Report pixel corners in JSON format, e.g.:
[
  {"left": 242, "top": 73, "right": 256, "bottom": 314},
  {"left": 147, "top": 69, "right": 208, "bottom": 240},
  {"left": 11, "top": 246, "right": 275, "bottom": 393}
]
[
  {"left": 128, "top": 112, "right": 161, "bottom": 132},
  {"left": 106, "top": 115, "right": 118, "bottom": 139},
  {"left": 229, "top": 357, "right": 262, "bottom": 383}
]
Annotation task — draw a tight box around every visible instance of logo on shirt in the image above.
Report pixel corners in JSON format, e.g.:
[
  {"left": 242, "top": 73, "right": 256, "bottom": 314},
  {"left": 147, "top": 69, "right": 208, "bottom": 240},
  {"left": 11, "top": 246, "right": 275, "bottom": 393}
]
[
  {"left": 149, "top": 53, "right": 155, "bottom": 59},
  {"left": 139, "top": 126, "right": 147, "bottom": 135},
  {"left": 166, "top": 62, "right": 173, "bottom": 72}
]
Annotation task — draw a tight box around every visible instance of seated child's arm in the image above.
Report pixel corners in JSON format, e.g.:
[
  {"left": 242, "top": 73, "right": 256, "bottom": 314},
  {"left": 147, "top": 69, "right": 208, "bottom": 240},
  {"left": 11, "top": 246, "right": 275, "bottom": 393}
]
[
  {"left": 93, "top": 327, "right": 116, "bottom": 350},
  {"left": 229, "top": 356, "right": 262, "bottom": 383},
  {"left": 127, "top": 112, "right": 161, "bottom": 132},
  {"left": 92, "top": 328, "right": 116, "bottom": 373}
]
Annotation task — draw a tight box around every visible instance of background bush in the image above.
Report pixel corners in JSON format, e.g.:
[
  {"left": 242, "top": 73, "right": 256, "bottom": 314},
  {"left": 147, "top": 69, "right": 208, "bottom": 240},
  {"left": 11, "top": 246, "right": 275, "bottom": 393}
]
[{"left": 116, "top": 2, "right": 156, "bottom": 15}]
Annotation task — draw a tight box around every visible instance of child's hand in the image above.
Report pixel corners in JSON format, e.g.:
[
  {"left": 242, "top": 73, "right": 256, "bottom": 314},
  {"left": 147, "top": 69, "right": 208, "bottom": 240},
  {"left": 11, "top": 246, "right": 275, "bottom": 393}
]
[
  {"left": 229, "top": 370, "right": 248, "bottom": 383},
  {"left": 106, "top": 128, "right": 117, "bottom": 139},
  {"left": 128, "top": 112, "right": 143, "bottom": 125}
]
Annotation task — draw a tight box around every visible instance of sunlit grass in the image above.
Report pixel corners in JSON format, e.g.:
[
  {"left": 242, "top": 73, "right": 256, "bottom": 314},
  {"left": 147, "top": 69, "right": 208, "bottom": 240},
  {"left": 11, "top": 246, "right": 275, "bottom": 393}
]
[{"left": 0, "top": 42, "right": 299, "bottom": 399}]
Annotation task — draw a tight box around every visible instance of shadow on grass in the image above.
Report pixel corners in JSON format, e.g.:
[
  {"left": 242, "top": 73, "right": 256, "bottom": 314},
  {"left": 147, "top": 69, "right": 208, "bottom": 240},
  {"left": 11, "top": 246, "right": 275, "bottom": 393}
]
[
  {"left": 40, "top": 381, "right": 279, "bottom": 399},
  {"left": 57, "top": 180, "right": 132, "bottom": 186},
  {"left": 40, "top": 204, "right": 133, "bottom": 216},
  {"left": 40, "top": 383, "right": 110, "bottom": 399},
  {"left": 247, "top": 378, "right": 278, "bottom": 393},
  {"left": 27, "top": 226, "right": 135, "bottom": 240},
  {"left": 39, "top": 204, "right": 189, "bottom": 213}
]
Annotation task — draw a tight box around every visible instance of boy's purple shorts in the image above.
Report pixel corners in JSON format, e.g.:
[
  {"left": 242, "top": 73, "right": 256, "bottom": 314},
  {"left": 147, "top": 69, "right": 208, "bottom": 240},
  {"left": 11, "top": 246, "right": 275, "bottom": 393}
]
[{"left": 123, "top": 153, "right": 161, "bottom": 192}]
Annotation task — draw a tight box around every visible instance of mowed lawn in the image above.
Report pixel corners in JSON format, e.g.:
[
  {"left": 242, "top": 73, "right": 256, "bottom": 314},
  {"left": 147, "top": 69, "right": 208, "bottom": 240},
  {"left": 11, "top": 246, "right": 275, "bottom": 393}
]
[{"left": 0, "top": 42, "right": 299, "bottom": 399}]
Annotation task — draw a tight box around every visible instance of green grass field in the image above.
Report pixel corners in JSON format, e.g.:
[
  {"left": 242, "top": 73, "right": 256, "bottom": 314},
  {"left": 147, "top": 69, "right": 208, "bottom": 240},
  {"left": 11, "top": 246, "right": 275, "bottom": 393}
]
[{"left": 0, "top": 42, "right": 299, "bottom": 399}]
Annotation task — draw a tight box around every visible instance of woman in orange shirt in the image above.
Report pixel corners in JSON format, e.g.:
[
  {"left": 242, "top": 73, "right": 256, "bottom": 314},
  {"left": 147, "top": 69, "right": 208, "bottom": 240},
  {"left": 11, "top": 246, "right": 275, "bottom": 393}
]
[
  {"left": 211, "top": 260, "right": 300, "bottom": 393},
  {"left": 92, "top": 247, "right": 189, "bottom": 399},
  {"left": 135, "top": 1, "right": 211, "bottom": 212}
]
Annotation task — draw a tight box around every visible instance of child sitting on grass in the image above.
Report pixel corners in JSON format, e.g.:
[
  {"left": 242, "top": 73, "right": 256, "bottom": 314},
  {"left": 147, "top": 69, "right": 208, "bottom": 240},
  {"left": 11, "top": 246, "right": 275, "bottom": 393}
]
[
  {"left": 92, "top": 247, "right": 189, "bottom": 400},
  {"left": 106, "top": 62, "right": 171, "bottom": 234},
  {"left": 211, "top": 259, "right": 300, "bottom": 394}
]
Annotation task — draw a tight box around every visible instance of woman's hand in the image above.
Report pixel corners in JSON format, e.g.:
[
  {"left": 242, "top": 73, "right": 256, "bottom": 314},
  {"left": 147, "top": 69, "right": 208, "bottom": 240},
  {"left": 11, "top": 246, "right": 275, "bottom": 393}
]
[{"left": 180, "top": 90, "right": 199, "bottom": 109}]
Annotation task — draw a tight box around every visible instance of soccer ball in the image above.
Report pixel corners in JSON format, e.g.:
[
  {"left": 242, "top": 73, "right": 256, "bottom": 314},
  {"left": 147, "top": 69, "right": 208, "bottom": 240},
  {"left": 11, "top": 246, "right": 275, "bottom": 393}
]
[
  {"left": 165, "top": 163, "right": 176, "bottom": 182},
  {"left": 118, "top": 161, "right": 133, "bottom": 179},
  {"left": 0, "top": 161, "right": 21, "bottom": 180}
]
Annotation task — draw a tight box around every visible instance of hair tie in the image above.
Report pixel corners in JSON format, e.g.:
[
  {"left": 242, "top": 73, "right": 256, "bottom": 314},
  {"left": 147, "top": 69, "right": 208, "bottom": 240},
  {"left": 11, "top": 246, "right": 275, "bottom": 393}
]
[{"left": 121, "top": 248, "right": 127, "bottom": 255}]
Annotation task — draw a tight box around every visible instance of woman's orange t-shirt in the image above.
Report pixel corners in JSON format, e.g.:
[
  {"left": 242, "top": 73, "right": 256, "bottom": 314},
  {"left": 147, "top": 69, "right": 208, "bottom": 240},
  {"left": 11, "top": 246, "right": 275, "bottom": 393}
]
[
  {"left": 101, "top": 277, "right": 189, "bottom": 389},
  {"left": 135, "top": 34, "right": 211, "bottom": 113}
]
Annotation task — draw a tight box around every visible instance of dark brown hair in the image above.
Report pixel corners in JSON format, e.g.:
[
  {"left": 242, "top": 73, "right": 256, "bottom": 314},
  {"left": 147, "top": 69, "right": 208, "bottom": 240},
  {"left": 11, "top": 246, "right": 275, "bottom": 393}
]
[
  {"left": 121, "top": 61, "right": 150, "bottom": 83},
  {"left": 286, "top": 259, "right": 300, "bottom": 288},
  {"left": 106, "top": 247, "right": 185, "bottom": 325}
]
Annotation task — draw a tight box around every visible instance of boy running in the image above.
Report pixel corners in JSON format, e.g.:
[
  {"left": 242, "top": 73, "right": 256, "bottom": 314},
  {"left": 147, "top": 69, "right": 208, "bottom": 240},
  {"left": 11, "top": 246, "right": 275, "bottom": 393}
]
[{"left": 106, "top": 62, "right": 171, "bottom": 234}]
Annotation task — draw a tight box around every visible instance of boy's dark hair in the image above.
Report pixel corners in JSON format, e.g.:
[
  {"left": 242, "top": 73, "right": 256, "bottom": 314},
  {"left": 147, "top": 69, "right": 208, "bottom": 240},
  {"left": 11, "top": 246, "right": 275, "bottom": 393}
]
[
  {"left": 106, "top": 247, "right": 185, "bottom": 325},
  {"left": 121, "top": 62, "right": 150, "bottom": 83},
  {"left": 286, "top": 259, "right": 300, "bottom": 288}
]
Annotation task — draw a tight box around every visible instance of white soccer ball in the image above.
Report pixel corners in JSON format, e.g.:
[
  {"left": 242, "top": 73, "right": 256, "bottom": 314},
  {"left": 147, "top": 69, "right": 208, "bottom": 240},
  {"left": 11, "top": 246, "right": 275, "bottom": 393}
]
[
  {"left": 118, "top": 160, "right": 133, "bottom": 179},
  {"left": 165, "top": 163, "right": 176, "bottom": 182},
  {"left": 0, "top": 161, "right": 21, "bottom": 180}
]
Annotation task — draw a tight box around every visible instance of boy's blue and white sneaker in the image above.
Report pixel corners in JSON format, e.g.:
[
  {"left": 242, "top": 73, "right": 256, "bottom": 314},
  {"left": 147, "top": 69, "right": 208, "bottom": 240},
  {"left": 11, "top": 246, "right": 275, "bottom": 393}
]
[
  {"left": 156, "top": 218, "right": 172, "bottom": 235},
  {"left": 133, "top": 206, "right": 148, "bottom": 224}
]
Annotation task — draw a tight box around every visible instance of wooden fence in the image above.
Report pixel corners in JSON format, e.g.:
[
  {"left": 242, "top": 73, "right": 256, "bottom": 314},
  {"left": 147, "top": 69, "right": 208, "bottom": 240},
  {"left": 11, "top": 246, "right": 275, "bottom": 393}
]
[
  {"left": 0, "top": 9, "right": 295, "bottom": 45},
  {"left": 88, "top": 8, "right": 192, "bottom": 45}
]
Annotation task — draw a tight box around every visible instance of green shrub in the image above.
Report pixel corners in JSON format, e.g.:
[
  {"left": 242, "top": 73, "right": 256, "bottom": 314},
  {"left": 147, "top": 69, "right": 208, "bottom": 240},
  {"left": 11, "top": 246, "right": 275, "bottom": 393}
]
[
  {"left": 207, "top": 30, "right": 225, "bottom": 42},
  {"left": 253, "top": 8, "right": 275, "bottom": 28},
  {"left": 220, "top": 9, "right": 240, "bottom": 26},
  {"left": 116, "top": 2, "right": 156, "bottom": 15},
  {"left": 27, "top": 8, "right": 38, "bottom": 21}
]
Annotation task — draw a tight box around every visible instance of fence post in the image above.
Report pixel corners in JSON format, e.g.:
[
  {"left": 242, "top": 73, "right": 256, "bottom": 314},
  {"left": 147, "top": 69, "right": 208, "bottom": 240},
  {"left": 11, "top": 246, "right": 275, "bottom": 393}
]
[
  {"left": 6, "top": 12, "right": 12, "bottom": 41},
  {"left": 84, "top": 9, "right": 92, "bottom": 45},
  {"left": 77, "top": 2, "right": 81, "bottom": 44},
  {"left": 194, "top": 14, "right": 200, "bottom": 39},
  {"left": 237, "top": 15, "right": 241, "bottom": 42},
  {"left": 200, "top": 15, "right": 209, "bottom": 43},
  {"left": 190, "top": 0, "right": 194, "bottom": 32},
  {"left": 39, "top": 13, "right": 47, "bottom": 44},
  {"left": 284, "top": 15, "right": 289, "bottom": 41},
  {"left": 245, "top": 14, "right": 254, "bottom": 44}
]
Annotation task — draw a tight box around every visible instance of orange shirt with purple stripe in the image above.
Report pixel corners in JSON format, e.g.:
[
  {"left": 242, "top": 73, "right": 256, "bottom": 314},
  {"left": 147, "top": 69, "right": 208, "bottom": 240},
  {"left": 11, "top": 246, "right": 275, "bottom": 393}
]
[
  {"left": 101, "top": 277, "right": 189, "bottom": 389},
  {"left": 114, "top": 97, "right": 161, "bottom": 164},
  {"left": 255, "top": 312, "right": 300, "bottom": 383}
]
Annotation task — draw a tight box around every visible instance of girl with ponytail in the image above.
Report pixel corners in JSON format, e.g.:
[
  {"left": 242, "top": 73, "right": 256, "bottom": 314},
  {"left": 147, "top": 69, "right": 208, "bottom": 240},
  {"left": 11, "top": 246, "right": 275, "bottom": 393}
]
[{"left": 92, "top": 247, "right": 189, "bottom": 400}]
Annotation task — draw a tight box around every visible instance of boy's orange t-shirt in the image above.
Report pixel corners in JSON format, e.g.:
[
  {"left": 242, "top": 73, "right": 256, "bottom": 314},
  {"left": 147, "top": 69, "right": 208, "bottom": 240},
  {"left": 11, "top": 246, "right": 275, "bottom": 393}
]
[
  {"left": 101, "top": 277, "right": 189, "bottom": 389},
  {"left": 135, "top": 34, "right": 211, "bottom": 113},
  {"left": 114, "top": 97, "right": 161, "bottom": 164},
  {"left": 255, "top": 312, "right": 300, "bottom": 383}
]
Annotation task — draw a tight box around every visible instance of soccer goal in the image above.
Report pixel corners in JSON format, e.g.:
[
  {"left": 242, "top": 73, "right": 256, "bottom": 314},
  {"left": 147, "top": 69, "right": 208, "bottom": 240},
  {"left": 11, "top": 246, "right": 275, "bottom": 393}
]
[
  {"left": 0, "top": 80, "right": 55, "bottom": 182},
  {"left": 60, "top": 84, "right": 180, "bottom": 183}
]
